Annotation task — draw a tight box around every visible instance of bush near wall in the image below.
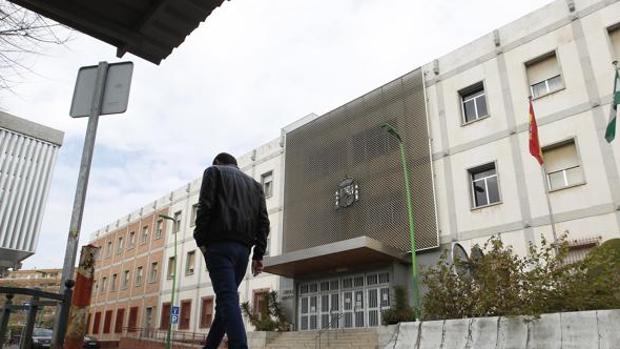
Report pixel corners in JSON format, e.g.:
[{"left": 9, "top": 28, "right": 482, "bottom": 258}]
[{"left": 421, "top": 236, "right": 620, "bottom": 320}]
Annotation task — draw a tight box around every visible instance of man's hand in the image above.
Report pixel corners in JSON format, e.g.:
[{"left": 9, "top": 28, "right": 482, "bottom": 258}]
[{"left": 252, "top": 259, "right": 264, "bottom": 277}]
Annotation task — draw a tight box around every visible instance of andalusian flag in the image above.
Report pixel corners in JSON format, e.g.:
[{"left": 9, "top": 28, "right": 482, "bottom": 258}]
[
  {"left": 605, "top": 66, "right": 620, "bottom": 143},
  {"left": 529, "top": 100, "right": 544, "bottom": 165}
]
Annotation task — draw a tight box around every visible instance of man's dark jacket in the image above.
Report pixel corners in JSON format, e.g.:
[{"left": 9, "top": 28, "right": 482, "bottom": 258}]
[{"left": 193, "top": 165, "right": 270, "bottom": 260}]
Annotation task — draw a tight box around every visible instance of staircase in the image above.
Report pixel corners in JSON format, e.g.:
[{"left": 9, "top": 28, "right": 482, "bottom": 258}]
[{"left": 261, "top": 328, "right": 379, "bottom": 349}]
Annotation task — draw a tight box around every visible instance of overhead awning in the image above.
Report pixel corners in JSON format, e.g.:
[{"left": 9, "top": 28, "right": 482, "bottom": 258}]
[
  {"left": 263, "top": 236, "right": 410, "bottom": 279},
  {"left": 8, "top": 0, "right": 228, "bottom": 64}
]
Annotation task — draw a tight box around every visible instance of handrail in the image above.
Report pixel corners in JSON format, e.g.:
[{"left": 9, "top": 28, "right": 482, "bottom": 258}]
[
  {"left": 315, "top": 309, "right": 345, "bottom": 349},
  {"left": 0, "top": 281, "right": 74, "bottom": 348}
]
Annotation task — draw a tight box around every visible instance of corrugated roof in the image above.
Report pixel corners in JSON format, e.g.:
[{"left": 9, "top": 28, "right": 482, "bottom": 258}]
[{"left": 8, "top": 0, "right": 227, "bottom": 64}]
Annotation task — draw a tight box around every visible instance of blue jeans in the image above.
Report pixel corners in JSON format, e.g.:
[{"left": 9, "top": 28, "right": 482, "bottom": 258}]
[{"left": 203, "top": 242, "right": 250, "bottom": 349}]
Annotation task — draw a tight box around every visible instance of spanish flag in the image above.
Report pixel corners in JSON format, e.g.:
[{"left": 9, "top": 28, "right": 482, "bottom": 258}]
[{"left": 529, "top": 99, "right": 544, "bottom": 165}]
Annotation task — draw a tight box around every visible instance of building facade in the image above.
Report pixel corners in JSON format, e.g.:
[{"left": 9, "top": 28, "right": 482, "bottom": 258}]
[
  {"left": 0, "top": 112, "right": 63, "bottom": 273},
  {"left": 0, "top": 268, "right": 63, "bottom": 326},
  {"left": 87, "top": 0, "right": 620, "bottom": 338},
  {"left": 87, "top": 139, "right": 285, "bottom": 340},
  {"left": 266, "top": 0, "right": 620, "bottom": 330}
]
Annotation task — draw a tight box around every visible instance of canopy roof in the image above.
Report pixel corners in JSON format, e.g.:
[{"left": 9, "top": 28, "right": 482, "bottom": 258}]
[{"left": 9, "top": 0, "right": 227, "bottom": 64}]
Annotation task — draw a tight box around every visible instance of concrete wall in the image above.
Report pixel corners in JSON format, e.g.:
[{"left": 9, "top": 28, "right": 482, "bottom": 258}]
[{"left": 378, "top": 309, "right": 620, "bottom": 349}]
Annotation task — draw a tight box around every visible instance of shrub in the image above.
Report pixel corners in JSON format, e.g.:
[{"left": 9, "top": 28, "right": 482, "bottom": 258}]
[
  {"left": 241, "top": 291, "right": 291, "bottom": 331},
  {"left": 381, "top": 286, "right": 416, "bottom": 325},
  {"left": 421, "top": 235, "right": 620, "bottom": 320}
]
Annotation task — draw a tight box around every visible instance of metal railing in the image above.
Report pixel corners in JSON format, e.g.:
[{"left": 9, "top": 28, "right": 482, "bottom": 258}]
[
  {"left": 315, "top": 310, "right": 344, "bottom": 349},
  {"left": 0, "top": 280, "right": 74, "bottom": 348},
  {"left": 122, "top": 326, "right": 207, "bottom": 345}
]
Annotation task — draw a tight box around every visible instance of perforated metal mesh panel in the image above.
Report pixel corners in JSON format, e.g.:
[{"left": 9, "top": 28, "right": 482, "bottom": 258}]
[{"left": 283, "top": 69, "right": 438, "bottom": 253}]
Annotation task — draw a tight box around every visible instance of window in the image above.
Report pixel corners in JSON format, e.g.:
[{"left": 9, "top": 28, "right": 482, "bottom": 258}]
[
  {"left": 173, "top": 211, "right": 182, "bottom": 233},
  {"left": 106, "top": 241, "right": 113, "bottom": 257},
  {"left": 460, "top": 82, "right": 488, "bottom": 123},
  {"left": 155, "top": 219, "right": 163, "bottom": 239},
  {"left": 190, "top": 204, "right": 198, "bottom": 227},
  {"left": 121, "top": 270, "right": 130, "bottom": 289},
  {"left": 149, "top": 262, "right": 159, "bottom": 283},
  {"left": 526, "top": 52, "right": 563, "bottom": 99},
  {"left": 608, "top": 25, "right": 620, "bottom": 60},
  {"left": 114, "top": 308, "right": 125, "bottom": 333},
  {"left": 265, "top": 235, "right": 271, "bottom": 257},
  {"left": 92, "top": 312, "right": 101, "bottom": 334},
  {"left": 543, "top": 140, "right": 585, "bottom": 191},
  {"left": 116, "top": 236, "right": 124, "bottom": 254},
  {"left": 160, "top": 303, "right": 171, "bottom": 330},
  {"left": 128, "top": 307, "right": 139, "bottom": 329},
  {"left": 253, "top": 290, "right": 269, "bottom": 320},
  {"left": 564, "top": 236, "right": 601, "bottom": 265},
  {"left": 185, "top": 251, "right": 196, "bottom": 275},
  {"left": 167, "top": 257, "right": 176, "bottom": 280},
  {"left": 200, "top": 297, "right": 214, "bottom": 328},
  {"left": 103, "top": 310, "right": 113, "bottom": 334},
  {"left": 180, "top": 300, "right": 192, "bottom": 330},
  {"left": 140, "top": 226, "right": 149, "bottom": 244},
  {"left": 110, "top": 274, "right": 117, "bottom": 291},
  {"left": 135, "top": 266, "right": 143, "bottom": 287},
  {"left": 101, "top": 277, "right": 107, "bottom": 293},
  {"left": 144, "top": 307, "right": 154, "bottom": 329},
  {"left": 261, "top": 171, "right": 274, "bottom": 198},
  {"left": 469, "top": 163, "right": 501, "bottom": 208},
  {"left": 128, "top": 231, "right": 136, "bottom": 248}
]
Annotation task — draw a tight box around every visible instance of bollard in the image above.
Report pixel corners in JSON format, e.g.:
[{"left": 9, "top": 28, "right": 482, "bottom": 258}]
[
  {"left": 52, "top": 279, "right": 75, "bottom": 348},
  {"left": 0, "top": 294, "right": 14, "bottom": 346},
  {"left": 64, "top": 245, "right": 98, "bottom": 349},
  {"left": 20, "top": 292, "right": 40, "bottom": 349}
]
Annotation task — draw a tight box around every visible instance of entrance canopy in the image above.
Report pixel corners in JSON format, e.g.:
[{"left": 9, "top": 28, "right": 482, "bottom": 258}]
[
  {"left": 263, "top": 236, "right": 409, "bottom": 279},
  {"left": 9, "top": 0, "right": 227, "bottom": 64}
]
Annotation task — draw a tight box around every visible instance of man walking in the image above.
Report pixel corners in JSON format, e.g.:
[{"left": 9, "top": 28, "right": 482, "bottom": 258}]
[{"left": 194, "top": 152, "right": 270, "bottom": 349}]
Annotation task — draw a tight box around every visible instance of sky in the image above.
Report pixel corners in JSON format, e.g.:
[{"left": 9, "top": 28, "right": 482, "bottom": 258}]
[{"left": 1, "top": 0, "right": 554, "bottom": 269}]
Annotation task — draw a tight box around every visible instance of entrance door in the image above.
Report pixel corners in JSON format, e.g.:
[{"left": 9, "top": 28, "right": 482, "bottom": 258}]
[
  {"left": 353, "top": 290, "right": 365, "bottom": 328},
  {"left": 342, "top": 291, "right": 353, "bottom": 328}
]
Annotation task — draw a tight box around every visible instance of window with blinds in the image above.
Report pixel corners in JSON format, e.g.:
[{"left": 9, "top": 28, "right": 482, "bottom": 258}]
[
  {"left": 543, "top": 140, "right": 585, "bottom": 191},
  {"left": 526, "top": 52, "right": 564, "bottom": 99}
]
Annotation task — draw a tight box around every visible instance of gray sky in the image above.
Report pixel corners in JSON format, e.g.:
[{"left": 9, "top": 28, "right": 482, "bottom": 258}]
[{"left": 1, "top": 0, "right": 553, "bottom": 268}]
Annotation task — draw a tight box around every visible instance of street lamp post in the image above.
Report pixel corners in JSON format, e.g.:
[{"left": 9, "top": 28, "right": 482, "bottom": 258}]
[
  {"left": 380, "top": 123, "right": 422, "bottom": 320},
  {"left": 159, "top": 214, "right": 178, "bottom": 349}
]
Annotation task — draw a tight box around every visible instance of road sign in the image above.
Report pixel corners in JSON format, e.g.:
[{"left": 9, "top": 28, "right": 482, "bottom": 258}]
[
  {"left": 171, "top": 306, "right": 180, "bottom": 316},
  {"left": 70, "top": 61, "right": 133, "bottom": 118},
  {"left": 171, "top": 314, "right": 179, "bottom": 325}
]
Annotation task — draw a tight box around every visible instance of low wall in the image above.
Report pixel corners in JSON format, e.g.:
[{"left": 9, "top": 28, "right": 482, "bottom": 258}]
[{"left": 378, "top": 309, "right": 620, "bottom": 349}]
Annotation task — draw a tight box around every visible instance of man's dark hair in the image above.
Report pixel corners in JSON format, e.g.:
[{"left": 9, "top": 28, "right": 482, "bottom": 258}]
[{"left": 213, "top": 152, "right": 238, "bottom": 166}]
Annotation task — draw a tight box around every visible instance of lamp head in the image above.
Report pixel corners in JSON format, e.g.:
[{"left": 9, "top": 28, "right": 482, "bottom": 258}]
[{"left": 380, "top": 123, "right": 402, "bottom": 142}]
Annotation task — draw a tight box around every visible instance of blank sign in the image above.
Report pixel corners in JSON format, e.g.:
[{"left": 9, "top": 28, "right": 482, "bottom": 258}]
[{"left": 70, "top": 62, "right": 133, "bottom": 118}]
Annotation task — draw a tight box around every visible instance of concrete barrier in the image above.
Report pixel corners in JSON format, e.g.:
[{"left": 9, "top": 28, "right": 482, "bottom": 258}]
[{"left": 379, "top": 309, "right": 620, "bottom": 349}]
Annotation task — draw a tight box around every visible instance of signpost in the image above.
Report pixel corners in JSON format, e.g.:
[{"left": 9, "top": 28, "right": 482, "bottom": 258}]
[
  {"left": 52, "top": 61, "right": 133, "bottom": 348},
  {"left": 171, "top": 306, "right": 180, "bottom": 325}
]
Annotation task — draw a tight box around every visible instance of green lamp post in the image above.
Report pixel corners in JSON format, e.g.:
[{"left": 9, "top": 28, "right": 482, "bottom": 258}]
[
  {"left": 380, "top": 123, "right": 421, "bottom": 320},
  {"left": 159, "top": 214, "right": 178, "bottom": 349}
]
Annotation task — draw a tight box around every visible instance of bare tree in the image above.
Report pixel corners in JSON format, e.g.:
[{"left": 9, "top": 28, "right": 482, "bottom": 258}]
[{"left": 0, "top": 0, "right": 69, "bottom": 90}]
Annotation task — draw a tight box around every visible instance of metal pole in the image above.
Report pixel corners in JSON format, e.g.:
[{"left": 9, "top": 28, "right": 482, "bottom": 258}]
[
  {"left": 398, "top": 142, "right": 422, "bottom": 320},
  {"left": 53, "top": 61, "right": 109, "bottom": 347},
  {"left": 540, "top": 165, "right": 559, "bottom": 252},
  {"left": 20, "top": 293, "right": 39, "bottom": 349},
  {"left": 380, "top": 123, "right": 421, "bottom": 320},
  {"left": 0, "top": 294, "right": 14, "bottom": 346},
  {"left": 64, "top": 245, "right": 98, "bottom": 349},
  {"left": 160, "top": 215, "right": 177, "bottom": 349}
]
